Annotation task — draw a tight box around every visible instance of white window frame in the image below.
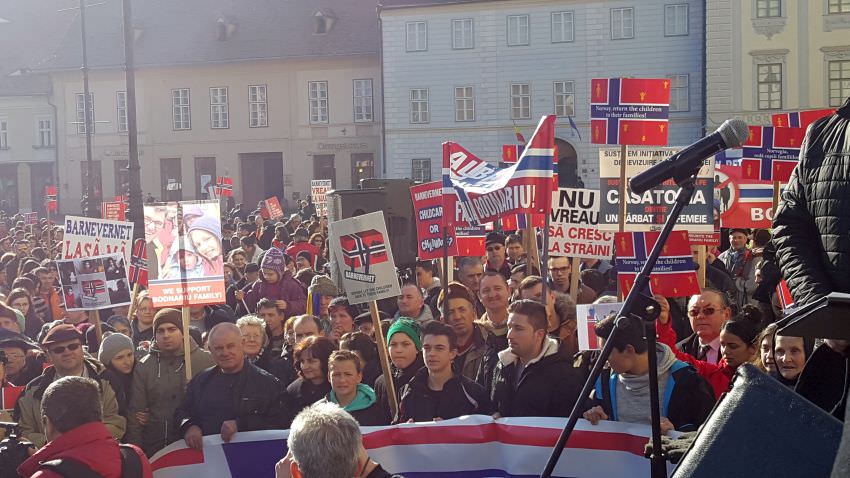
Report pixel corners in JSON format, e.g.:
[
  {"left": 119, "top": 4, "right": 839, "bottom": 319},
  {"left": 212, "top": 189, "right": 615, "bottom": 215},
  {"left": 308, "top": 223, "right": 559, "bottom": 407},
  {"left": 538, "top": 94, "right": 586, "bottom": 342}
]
[
  {"left": 664, "top": 4, "right": 689, "bottom": 36},
  {"left": 454, "top": 86, "right": 475, "bottom": 122},
  {"left": 353, "top": 79, "right": 374, "bottom": 123},
  {"left": 411, "top": 158, "right": 432, "bottom": 183},
  {"left": 510, "top": 83, "right": 531, "bottom": 120},
  {"left": 551, "top": 11, "right": 575, "bottom": 43},
  {"left": 611, "top": 8, "right": 635, "bottom": 40},
  {"left": 0, "top": 119, "right": 8, "bottom": 149},
  {"left": 308, "top": 81, "right": 329, "bottom": 124},
  {"left": 757, "top": 63, "right": 783, "bottom": 110},
  {"left": 553, "top": 81, "right": 575, "bottom": 117},
  {"left": 410, "top": 88, "right": 430, "bottom": 124},
  {"left": 172, "top": 88, "right": 191, "bottom": 131},
  {"left": 507, "top": 15, "right": 530, "bottom": 46},
  {"left": 669, "top": 74, "right": 690, "bottom": 112},
  {"left": 75, "top": 92, "right": 95, "bottom": 134},
  {"left": 452, "top": 18, "right": 474, "bottom": 49},
  {"left": 249, "top": 85, "right": 268, "bottom": 128},
  {"left": 828, "top": 59, "right": 850, "bottom": 107},
  {"left": 210, "top": 87, "right": 229, "bottom": 129},
  {"left": 829, "top": 0, "right": 850, "bottom": 14},
  {"left": 405, "top": 21, "right": 428, "bottom": 52},
  {"left": 36, "top": 117, "right": 53, "bottom": 147},
  {"left": 756, "top": 0, "right": 782, "bottom": 18},
  {"left": 116, "top": 91, "right": 128, "bottom": 133}
]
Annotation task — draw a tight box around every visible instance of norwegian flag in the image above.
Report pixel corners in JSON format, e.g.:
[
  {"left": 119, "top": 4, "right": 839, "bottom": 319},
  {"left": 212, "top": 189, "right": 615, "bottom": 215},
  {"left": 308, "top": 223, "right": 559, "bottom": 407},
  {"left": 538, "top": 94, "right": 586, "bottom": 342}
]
[
  {"left": 772, "top": 108, "right": 834, "bottom": 129},
  {"left": 776, "top": 279, "right": 795, "bottom": 310},
  {"left": 615, "top": 230, "right": 700, "bottom": 297},
  {"left": 742, "top": 126, "right": 804, "bottom": 182},
  {"left": 82, "top": 279, "right": 106, "bottom": 298},
  {"left": 44, "top": 186, "right": 58, "bottom": 212},
  {"left": 339, "top": 229, "right": 388, "bottom": 274},
  {"left": 1, "top": 385, "right": 25, "bottom": 410},
  {"left": 129, "top": 238, "right": 148, "bottom": 286},
  {"left": 214, "top": 176, "right": 233, "bottom": 197},
  {"left": 590, "top": 78, "right": 671, "bottom": 146}
]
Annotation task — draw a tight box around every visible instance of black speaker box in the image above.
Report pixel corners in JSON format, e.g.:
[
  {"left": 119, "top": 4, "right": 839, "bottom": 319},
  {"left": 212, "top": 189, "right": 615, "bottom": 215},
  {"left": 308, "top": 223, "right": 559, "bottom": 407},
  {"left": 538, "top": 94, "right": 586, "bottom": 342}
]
[{"left": 673, "top": 364, "right": 842, "bottom": 478}]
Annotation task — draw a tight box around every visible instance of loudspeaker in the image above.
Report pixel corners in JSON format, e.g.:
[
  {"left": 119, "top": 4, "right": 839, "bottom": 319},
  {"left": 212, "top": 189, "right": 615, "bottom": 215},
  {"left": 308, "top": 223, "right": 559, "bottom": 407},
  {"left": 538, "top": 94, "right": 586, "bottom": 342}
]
[{"left": 673, "top": 364, "right": 842, "bottom": 478}]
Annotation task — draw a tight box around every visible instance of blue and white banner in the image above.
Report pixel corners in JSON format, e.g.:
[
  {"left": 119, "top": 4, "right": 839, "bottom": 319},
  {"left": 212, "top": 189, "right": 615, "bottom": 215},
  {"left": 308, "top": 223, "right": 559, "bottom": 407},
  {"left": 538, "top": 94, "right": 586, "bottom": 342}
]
[{"left": 151, "top": 415, "right": 672, "bottom": 478}]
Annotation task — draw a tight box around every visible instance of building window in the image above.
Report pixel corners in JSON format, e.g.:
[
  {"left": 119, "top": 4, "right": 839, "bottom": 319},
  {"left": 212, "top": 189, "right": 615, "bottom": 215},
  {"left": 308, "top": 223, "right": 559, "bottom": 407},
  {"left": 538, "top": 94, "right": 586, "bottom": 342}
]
[
  {"left": 0, "top": 120, "right": 7, "bottom": 148},
  {"left": 116, "top": 91, "right": 128, "bottom": 133},
  {"left": 669, "top": 74, "right": 690, "bottom": 111},
  {"left": 665, "top": 4, "right": 689, "bottom": 36},
  {"left": 75, "top": 93, "right": 95, "bottom": 134},
  {"left": 756, "top": 0, "right": 781, "bottom": 18},
  {"left": 353, "top": 79, "right": 374, "bottom": 122},
  {"left": 308, "top": 81, "right": 329, "bottom": 124},
  {"left": 249, "top": 85, "right": 268, "bottom": 128},
  {"left": 553, "top": 81, "right": 575, "bottom": 117},
  {"left": 406, "top": 21, "right": 427, "bottom": 51},
  {"left": 455, "top": 86, "right": 475, "bottom": 122},
  {"left": 452, "top": 18, "right": 474, "bottom": 49},
  {"left": 829, "top": 0, "right": 850, "bottom": 14},
  {"left": 829, "top": 60, "right": 850, "bottom": 107},
  {"left": 38, "top": 119, "right": 53, "bottom": 147},
  {"left": 757, "top": 63, "right": 782, "bottom": 110},
  {"left": 510, "top": 83, "right": 531, "bottom": 120},
  {"left": 611, "top": 8, "right": 635, "bottom": 40},
  {"left": 210, "top": 87, "right": 229, "bottom": 129},
  {"left": 410, "top": 88, "right": 429, "bottom": 124},
  {"left": 412, "top": 158, "right": 432, "bottom": 182},
  {"left": 507, "top": 15, "right": 530, "bottom": 46},
  {"left": 172, "top": 88, "right": 191, "bottom": 130},
  {"left": 551, "top": 11, "right": 574, "bottom": 43}
]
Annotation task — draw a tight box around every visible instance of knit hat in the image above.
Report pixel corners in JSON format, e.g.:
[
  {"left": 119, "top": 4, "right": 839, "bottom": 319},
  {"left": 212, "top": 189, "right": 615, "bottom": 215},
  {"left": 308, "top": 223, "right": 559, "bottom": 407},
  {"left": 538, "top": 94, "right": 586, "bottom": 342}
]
[
  {"left": 437, "top": 281, "right": 476, "bottom": 309},
  {"left": 309, "top": 275, "right": 338, "bottom": 297},
  {"left": 98, "top": 332, "right": 134, "bottom": 365},
  {"left": 261, "top": 247, "right": 286, "bottom": 277},
  {"left": 187, "top": 214, "right": 222, "bottom": 241},
  {"left": 387, "top": 318, "right": 422, "bottom": 351},
  {"left": 153, "top": 308, "right": 183, "bottom": 334}
]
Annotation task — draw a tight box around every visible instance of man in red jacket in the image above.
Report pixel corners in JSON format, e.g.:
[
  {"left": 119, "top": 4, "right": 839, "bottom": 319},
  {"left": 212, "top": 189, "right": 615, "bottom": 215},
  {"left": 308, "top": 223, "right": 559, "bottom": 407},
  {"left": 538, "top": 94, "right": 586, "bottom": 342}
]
[{"left": 17, "top": 376, "right": 152, "bottom": 478}]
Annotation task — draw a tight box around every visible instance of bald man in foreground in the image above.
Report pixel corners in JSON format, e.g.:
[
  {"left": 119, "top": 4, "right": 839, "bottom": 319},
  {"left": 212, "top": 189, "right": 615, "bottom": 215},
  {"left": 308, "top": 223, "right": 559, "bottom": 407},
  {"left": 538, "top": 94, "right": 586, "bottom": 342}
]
[{"left": 175, "top": 323, "right": 291, "bottom": 450}]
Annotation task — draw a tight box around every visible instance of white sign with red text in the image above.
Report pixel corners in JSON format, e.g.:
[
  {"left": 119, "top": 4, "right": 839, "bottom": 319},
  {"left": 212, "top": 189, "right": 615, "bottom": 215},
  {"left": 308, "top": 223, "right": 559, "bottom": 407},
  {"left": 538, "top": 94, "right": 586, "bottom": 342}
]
[{"left": 548, "top": 188, "right": 614, "bottom": 260}]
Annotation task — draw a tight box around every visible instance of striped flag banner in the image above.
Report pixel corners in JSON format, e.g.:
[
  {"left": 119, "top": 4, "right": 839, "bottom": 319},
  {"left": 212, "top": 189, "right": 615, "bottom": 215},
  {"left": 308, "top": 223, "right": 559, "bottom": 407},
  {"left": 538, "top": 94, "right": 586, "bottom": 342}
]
[
  {"left": 772, "top": 108, "right": 834, "bottom": 129},
  {"left": 151, "top": 416, "right": 670, "bottom": 478}
]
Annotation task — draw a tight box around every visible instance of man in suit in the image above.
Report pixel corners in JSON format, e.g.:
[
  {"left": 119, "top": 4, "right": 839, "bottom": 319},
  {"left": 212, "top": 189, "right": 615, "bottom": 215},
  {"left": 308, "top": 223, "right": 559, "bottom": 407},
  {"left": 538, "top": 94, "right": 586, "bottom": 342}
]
[{"left": 676, "top": 290, "right": 732, "bottom": 364}]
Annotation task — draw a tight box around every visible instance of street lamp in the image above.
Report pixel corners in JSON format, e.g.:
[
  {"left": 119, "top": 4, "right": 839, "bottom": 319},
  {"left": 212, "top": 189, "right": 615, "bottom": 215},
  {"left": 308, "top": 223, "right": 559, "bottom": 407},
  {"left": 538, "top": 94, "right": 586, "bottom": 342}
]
[{"left": 121, "top": 0, "right": 143, "bottom": 239}]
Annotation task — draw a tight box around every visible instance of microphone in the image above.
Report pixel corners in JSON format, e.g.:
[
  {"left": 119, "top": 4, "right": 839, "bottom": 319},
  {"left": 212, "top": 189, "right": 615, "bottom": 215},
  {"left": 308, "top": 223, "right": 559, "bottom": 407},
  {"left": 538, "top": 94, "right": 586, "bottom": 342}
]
[{"left": 629, "top": 118, "right": 750, "bottom": 195}]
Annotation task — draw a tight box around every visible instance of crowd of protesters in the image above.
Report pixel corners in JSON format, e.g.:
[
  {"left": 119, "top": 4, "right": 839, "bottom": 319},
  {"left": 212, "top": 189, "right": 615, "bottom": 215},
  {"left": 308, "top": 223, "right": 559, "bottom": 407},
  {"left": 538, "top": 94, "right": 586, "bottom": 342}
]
[{"left": 0, "top": 184, "right": 843, "bottom": 477}]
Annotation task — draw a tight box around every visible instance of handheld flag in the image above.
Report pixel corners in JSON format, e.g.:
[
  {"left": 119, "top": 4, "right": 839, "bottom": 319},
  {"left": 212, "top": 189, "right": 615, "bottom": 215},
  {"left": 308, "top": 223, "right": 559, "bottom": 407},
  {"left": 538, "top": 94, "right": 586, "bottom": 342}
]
[
  {"left": 129, "top": 238, "right": 148, "bottom": 287},
  {"left": 742, "top": 126, "right": 804, "bottom": 182},
  {"left": 568, "top": 116, "right": 583, "bottom": 142},
  {"left": 772, "top": 108, "right": 834, "bottom": 129},
  {"left": 214, "top": 176, "right": 233, "bottom": 197},
  {"left": 44, "top": 186, "right": 58, "bottom": 212},
  {"left": 590, "top": 78, "right": 671, "bottom": 146}
]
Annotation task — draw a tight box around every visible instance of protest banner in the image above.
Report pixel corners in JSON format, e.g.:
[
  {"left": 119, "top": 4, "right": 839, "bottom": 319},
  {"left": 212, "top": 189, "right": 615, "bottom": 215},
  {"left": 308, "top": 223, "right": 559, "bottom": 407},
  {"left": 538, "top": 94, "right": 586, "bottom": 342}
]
[
  {"left": 742, "top": 126, "right": 804, "bottom": 183},
  {"left": 63, "top": 216, "right": 134, "bottom": 265},
  {"left": 598, "top": 147, "right": 715, "bottom": 231},
  {"left": 442, "top": 115, "right": 555, "bottom": 227},
  {"left": 57, "top": 253, "right": 132, "bottom": 311},
  {"left": 590, "top": 77, "right": 671, "bottom": 146},
  {"left": 150, "top": 416, "right": 670, "bottom": 478},
  {"left": 24, "top": 212, "right": 38, "bottom": 225},
  {"left": 330, "top": 212, "right": 401, "bottom": 305},
  {"left": 577, "top": 302, "right": 623, "bottom": 351},
  {"left": 143, "top": 201, "right": 226, "bottom": 308},
  {"left": 410, "top": 182, "right": 457, "bottom": 260},
  {"left": 715, "top": 163, "right": 775, "bottom": 229},
  {"left": 547, "top": 188, "right": 614, "bottom": 260},
  {"left": 101, "top": 201, "right": 127, "bottom": 221},
  {"left": 311, "top": 179, "right": 332, "bottom": 217},
  {"left": 263, "top": 196, "right": 284, "bottom": 220},
  {"left": 772, "top": 108, "right": 834, "bottom": 129},
  {"left": 615, "top": 230, "right": 700, "bottom": 297}
]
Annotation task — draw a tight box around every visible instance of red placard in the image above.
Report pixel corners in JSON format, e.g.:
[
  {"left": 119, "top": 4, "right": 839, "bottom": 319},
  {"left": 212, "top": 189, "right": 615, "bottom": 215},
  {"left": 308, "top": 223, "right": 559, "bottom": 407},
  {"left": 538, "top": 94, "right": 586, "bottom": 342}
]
[
  {"left": 615, "top": 230, "right": 700, "bottom": 297},
  {"left": 590, "top": 78, "right": 671, "bottom": 146},
  {"left": 263, "top": 196, "right": 284, "bottom": 220},
  {"left": 101, "top": 201, "right": 127, "bottom": 221}
]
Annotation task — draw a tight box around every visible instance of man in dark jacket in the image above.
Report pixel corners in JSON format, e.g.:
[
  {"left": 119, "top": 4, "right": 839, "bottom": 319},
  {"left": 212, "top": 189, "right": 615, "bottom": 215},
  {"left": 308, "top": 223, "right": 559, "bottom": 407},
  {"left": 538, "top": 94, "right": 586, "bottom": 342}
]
[
  {"left": 176, "top": 323, "right": 290, "bottom": 450},
  {"left": 395, "top": 321, "right": 491, "bottom": 423},
  {"left": 491, "top": 300, "right": 582, "bottom": 418}
]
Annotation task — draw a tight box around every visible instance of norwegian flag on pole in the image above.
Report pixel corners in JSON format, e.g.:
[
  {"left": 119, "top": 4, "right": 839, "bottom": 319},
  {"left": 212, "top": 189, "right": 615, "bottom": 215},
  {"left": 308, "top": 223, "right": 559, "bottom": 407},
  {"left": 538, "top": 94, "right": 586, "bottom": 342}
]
[
  {"left": 590, "top": 78, "right": 671, "bottom": 146},
  {"left": 772, "top": 108, "right": 834, "bottom": 129},
  {"left": 44, "top": 185, "right": 58, "bottom": 212},
  {"left": 129, "top": 238, "right": 148, "bottom": 286},
  {"left": 742, "top": 126, "right": 804, "bottom": 183},
  {"left": 214, "top": 176, "right": 233, "bottom": 197},
  {"left": 776, "top": 279, "right": 795, "bottom": 310},
  {"left": 615, "top": 230, "right": 700, "bottom": 297}
]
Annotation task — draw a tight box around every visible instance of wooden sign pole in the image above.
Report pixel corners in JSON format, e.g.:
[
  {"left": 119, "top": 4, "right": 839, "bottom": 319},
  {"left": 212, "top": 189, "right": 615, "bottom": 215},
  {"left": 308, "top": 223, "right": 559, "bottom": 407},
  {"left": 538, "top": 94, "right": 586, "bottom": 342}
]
[
  {"left": 617, "top": 144, "right": 628, "bottom": 301},
  {"left": 91, "top": 310, "right": 103, "bottom": 343},
  {"left": 369, "top": 300, "right": 397, "bottom": 418},
  {"left": 772, "top": 180, "right": 781, "bottom": 213},
  {"left": 697, "top": 246, "right": 707, "bottom": 289},
  {"left": 569, "top": 256, "right": 581, "bottom": 302},
  {"left": 181, "top": 306, "right": 193, "bottom": 381},
  {"left": 125, "top": 282, "right": 141, "bottom": 322}
]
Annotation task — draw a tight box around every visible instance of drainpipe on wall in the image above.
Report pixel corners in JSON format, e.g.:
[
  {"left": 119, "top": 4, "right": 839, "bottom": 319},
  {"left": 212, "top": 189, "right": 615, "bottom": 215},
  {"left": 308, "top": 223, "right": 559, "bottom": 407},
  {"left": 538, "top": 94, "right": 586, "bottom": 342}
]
[
  {"left": 377, "top": 3, "right": 387, "bottom": 178},
  {"left": 701, "top": 0, "right": 708, "bottom": 137},
  {"left": 46, "top": 81, "right": 59, "bottom": 213}
]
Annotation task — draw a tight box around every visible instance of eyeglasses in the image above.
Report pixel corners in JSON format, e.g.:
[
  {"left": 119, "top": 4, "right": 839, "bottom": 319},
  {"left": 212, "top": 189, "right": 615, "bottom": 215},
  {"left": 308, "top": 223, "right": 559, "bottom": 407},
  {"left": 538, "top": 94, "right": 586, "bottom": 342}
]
[
  {"left": 48, "top": 343, "right": 81, "bottom": 355},
  {"left": 688, "top": 307, "right": 719, "bottom": 317}
]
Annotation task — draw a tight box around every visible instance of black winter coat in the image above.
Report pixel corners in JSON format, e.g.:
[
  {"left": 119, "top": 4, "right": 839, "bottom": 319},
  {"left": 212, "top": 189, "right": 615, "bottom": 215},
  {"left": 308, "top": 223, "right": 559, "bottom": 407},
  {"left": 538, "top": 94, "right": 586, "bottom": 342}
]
[
  {"left": 318, "top": 396, "right": 389, "bottom": 427},
  {"left": 285, "top": 378, "right": 331, "bottom": 416},
  {"left": 175, "top": 360, "right": 290, "bottom": 436},
  {"left": 773, "top": 99, "right": 850, "bottom": 306},
  {"left": 374, "top": 355, "right": 424, "bottom": 423},
  {"left": 395, "top": 367, "right": 492, "bottom": 424},
  {"left": 475, "top": 327, "right": 508, "bottom": 396},
  {"left": 490, "top": 338, "right": 583, "bottom": 418}
]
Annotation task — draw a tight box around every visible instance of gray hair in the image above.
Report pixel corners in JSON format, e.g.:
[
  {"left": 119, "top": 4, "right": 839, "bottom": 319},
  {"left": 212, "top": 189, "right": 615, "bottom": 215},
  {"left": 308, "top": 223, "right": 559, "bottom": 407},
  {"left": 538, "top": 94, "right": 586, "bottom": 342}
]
[
  {"left": 457, "top": 256, "right": 482, "bottom": 271},
  {"left": 287, "top": 402, "right": 361, "bottom": 478},
  {"left": 236, "top": 315, "right": 265, "bottom": 331}
]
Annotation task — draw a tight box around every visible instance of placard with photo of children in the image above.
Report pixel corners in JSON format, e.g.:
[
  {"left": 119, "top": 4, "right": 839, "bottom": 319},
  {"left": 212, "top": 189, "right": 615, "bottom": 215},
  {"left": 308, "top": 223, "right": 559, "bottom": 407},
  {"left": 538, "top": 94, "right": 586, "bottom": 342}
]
[{"left": 57, "top": 253, "right": 132, "bottom": 311}]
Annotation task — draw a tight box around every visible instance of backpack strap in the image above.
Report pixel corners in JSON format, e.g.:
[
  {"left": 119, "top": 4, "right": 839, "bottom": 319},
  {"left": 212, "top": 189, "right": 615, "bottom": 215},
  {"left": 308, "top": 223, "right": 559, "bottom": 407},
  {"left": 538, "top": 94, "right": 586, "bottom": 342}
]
[
  {"left": 593, "top": 371, "right": 618, "bottom": 421},
  {"left": 662, "top": 360, "right": 690, "bottom": 418},
  {"left": 38, "top": 458, "right": 105, "bottom": 478},
  {"left": 119, "top": 444, "right": 144, "bottom": 478}
]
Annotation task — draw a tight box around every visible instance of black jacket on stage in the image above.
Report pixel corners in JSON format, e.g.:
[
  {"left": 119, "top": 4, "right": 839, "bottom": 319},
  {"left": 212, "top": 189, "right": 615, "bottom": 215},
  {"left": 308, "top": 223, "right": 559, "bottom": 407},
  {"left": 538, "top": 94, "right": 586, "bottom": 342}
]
[{"left": 394, "top": 367, "right": 491, "bottom": 424}]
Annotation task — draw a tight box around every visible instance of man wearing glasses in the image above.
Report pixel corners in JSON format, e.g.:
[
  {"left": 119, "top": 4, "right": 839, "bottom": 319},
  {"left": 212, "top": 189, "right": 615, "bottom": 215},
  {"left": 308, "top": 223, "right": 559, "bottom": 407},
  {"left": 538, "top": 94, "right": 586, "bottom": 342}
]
[
  {"left": 677, "top": 290, "right": 733, "bottom": 364},
  {"left": 13, "top": 324, "right": 126, "bottom": 448}
]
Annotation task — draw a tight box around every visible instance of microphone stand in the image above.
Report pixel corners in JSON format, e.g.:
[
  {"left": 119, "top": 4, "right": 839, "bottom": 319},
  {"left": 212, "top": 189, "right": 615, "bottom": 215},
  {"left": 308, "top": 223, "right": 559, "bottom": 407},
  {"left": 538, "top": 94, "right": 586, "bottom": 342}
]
[{"left": 540, "top": 173, "right": 700, "bottom": 478}]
